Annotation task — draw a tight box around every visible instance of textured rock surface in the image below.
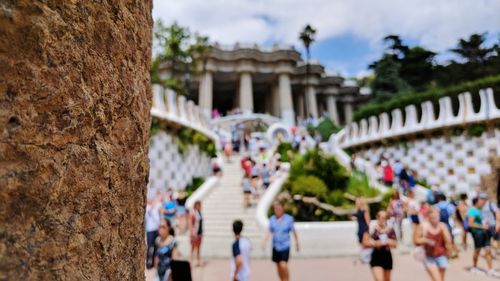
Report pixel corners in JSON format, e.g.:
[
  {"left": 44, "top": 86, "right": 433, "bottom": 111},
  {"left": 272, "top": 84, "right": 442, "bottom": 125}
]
[{"left": 0, "top": 1, "right": 152, "bottom": 280}]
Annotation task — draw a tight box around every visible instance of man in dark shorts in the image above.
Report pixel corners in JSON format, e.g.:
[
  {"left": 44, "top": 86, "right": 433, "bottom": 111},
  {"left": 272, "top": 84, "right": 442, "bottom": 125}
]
[
  {"left": 261, "top": 201, "right": 299, "bottom": 281},
  {"left": 467, "top": 195, "right": 498, "bottom": 276}
]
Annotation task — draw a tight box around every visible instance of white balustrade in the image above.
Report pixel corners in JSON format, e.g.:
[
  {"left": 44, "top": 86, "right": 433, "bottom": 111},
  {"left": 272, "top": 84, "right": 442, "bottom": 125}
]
[
  {"left": 486, "top": 88, "right": 500, "bottom": 119},
  {"left": 338, "top": 88, "right": 498, "bottom": 148},
  {"left": 367, "top": 116, "right": 378, "bottom": 141},
  {"left": 150, "top": 84, "right": 219, "bottom": 145}
]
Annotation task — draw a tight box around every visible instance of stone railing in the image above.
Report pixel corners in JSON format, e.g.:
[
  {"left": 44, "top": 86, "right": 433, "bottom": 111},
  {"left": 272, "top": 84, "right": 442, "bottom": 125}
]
[
  {"left": 340, "top": 88, "right": 499, "bottom": 148},
  {"left": 150, "top": 84, "right": 219, "bottom": 145}
]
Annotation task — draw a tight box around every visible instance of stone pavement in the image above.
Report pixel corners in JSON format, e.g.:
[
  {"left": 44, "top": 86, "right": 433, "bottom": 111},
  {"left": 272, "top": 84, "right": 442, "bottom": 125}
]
[{"left": 146, "top": 249, "right": 500, "bottom": 281}]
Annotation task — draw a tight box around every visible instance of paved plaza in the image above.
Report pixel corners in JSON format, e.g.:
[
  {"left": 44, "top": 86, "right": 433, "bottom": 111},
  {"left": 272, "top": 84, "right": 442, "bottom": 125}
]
[{"left": 146, "top": 250, "right": 499, "bottom": 281}]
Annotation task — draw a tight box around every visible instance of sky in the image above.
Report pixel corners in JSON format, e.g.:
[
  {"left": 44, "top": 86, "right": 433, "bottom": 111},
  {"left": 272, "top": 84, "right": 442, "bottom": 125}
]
[{"left": 152, "top": 0, "right": 500, "bottom": 78}]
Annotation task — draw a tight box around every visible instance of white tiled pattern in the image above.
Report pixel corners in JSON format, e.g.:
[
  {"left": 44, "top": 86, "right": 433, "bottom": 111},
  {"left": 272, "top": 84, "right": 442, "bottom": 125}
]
[
  {"left": 358, "top": 129, "right": 500, "bottom": 194},
  {"left": 147, "top": 131, "right": 212, "bottom": 197}
]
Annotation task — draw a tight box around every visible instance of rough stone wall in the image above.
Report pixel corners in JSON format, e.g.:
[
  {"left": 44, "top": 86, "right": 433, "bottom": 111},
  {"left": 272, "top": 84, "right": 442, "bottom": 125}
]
[{"left": 0, "top": 1, "right": 152, "bottom": 280}]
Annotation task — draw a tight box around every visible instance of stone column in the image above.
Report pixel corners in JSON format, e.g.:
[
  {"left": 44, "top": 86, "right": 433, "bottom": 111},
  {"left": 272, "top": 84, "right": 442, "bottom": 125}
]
[
  {"left": 306, "top": 85, "right": 319, "bottom": 119},
  {"left": 271, "top": 83, "right": 280, "bottom": 117},
  {"left": 0, "top": 1, "right": 152, "bottom": 280},
  {"left": 327, "top": 95, "right": 340, "bottom": 125},
  {"left": 345, "top": 102, "right": 354, "bottom": 124},
  {"left": 239, "top": 72, "right": 253, "bottom": 114},
  {"left": 297, "top": 93, "right": 305, "bottom": 121},
  {"left": 199, "top": 71, "right": 212, "bottom": 118},
  {"left": 278, "top": 73, "right": 295, "bottom": 125}
]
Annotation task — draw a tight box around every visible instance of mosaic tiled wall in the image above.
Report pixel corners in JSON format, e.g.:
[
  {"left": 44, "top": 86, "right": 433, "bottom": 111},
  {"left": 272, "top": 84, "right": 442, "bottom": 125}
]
[
  {"left": 358, "top": 129, "right": 500, "bottom": 194},
  {"left": 147, "top": 131, "right": 212, "bottom": 197}
]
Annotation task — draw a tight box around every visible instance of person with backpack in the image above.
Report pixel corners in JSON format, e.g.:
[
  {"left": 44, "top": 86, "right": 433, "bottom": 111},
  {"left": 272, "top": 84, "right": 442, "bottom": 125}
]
[
  {"left": 434, "top": 193, "right": 458, "bottom": 258},
  {"left": 467, "top": 195, "right": 498, "bottom": 276},
  {"left": 481, "top": 193, "right": 500, "bottom": 254}
]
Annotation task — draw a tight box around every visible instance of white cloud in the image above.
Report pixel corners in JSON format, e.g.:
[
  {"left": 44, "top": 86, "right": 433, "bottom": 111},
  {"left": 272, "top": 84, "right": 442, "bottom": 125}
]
[
  {"left": 153, "top": 0, "right": 500, "bottom": 52},
  {"left": 153, "top": 0, "right": 500, "bottom": 75}
]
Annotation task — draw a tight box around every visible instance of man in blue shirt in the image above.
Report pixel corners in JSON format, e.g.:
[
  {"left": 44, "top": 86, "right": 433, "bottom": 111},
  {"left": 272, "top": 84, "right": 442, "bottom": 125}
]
[{"left": 261, "top": 201, "right": 300, "bottom": 281}]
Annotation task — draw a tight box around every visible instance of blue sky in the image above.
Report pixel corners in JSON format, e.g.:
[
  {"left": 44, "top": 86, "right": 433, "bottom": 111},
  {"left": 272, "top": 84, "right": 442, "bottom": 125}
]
[{"left": 153, "top": 0, "right": 500, "bottom": 78}]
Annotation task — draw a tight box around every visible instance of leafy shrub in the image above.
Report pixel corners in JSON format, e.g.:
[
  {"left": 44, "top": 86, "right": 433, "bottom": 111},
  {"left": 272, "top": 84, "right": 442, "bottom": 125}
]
[
  {"left": 326, "top": 189, "right": 345, "bottom": 207},
  {"left": 185, "top": 177, "right": 204, "bottom": 196},
  {"left": 291, "top": 175, "right": 328, "bottom": 199},
  {"left": 276, "top": 142, "right": 294, "bottom": 162},
  {"left": 346, "top": 172, "right": 380, "bottom": 197},
  {"left": 316, "top": 117, "right": 341, "bottom": 141}
]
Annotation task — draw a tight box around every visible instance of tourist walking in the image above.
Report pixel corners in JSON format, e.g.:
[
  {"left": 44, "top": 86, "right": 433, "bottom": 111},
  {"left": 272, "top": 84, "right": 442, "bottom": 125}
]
[
  {"left": 434, "top": 193, "right": 459, "bottom": 258},
  {"left": 242, "top": 174, "right": 252, "bottom": 208},
  {"left": 161, "top": 194, "right": 177, "bottom": 226},
  {"left": 362, "top": 210, "right": 397, "bottom": 281},
  {"left": 176, "top": 191, "right": 188, "bottom": 234},
  {"left": 355, "top": 197, "right": 370, "bottom": 244},
  {"left": 467, "top": 195, "right": 497, "bottom": 276},
  {"left": 481, "top": 193, "right": 500, "bottom": 253},
  {"left": 414, "top": 206, "right": 453, "bottom": 281},
  {"left": 155, "top": 220, "right": 178, "bottom": 281},
  {"left": 231, "top": 220, "right": 252, "bottom": 281},
  {"left": 189, "top": 201, "right": 203, "bottom": 267},
  {"left": 261, "top": 201, "right": 300, "bottom": 281},
  {"left": 260, "top": 161, "right": 272, "bottom": 189},
  {"left": 382, "top": 160, "right": 394, "bottom": 187},
  {"left": 455, "top": 193, "right": 469, "bottom": 249},
  {"left": 145, "top": 198, "right": 161, "bottom": 269},
  {"left": 387, "top": 191, "right": 404, "bottom": 240}
]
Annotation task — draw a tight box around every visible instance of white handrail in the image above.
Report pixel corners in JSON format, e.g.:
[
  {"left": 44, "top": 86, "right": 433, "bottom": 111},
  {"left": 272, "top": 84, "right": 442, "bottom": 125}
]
[
  {"left": 256, "top": 164, "right": 290, "bottom": 229},
  {"left": 185, "top": 176, "right": 220, "bottom": 210}
]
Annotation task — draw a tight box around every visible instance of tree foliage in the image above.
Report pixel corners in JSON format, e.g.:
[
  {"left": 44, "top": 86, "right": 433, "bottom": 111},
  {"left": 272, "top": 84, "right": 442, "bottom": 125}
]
[
  {"left": 358, "top": 32, "right": 500, "bottom": 120},
  {"left": 151, "top": 20, "right": 211, "bottom": 95}
]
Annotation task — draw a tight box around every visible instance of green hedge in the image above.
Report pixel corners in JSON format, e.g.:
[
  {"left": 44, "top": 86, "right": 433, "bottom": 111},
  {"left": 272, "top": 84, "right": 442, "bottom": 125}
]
[{"left": 353, "top": 75, "right": 500, "bottom": 122}]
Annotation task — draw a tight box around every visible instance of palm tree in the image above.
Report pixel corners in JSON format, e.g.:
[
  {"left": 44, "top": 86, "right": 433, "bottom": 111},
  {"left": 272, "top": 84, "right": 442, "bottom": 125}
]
[
  {"left": 299, "top": 24, "right": 317, "bottom": 62},
  {"left": 451, "top": 33, "right": 494, "bottom": 63},
  {"left": 299, "top": 24, "right": 317, "bottom": 118}
]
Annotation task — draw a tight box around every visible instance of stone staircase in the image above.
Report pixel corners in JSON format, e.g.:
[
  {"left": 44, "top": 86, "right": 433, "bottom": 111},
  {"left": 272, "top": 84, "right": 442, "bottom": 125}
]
[{"left": 198, "top": 156, "right": 266, "bottom": 258}]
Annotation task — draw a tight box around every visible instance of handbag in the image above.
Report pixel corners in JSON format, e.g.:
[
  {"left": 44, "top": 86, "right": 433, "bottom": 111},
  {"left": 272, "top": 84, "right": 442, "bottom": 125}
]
[
  {"left": 360, "top": 248, "right": 373, "bottom": 264},
  {"left": 413, "top": 246, "right": 425, "bottom": 262}
]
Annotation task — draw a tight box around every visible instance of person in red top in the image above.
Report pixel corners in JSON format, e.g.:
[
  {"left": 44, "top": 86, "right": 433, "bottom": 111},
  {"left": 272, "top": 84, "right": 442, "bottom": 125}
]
[
  {"left": 414, "top": 206, "right": 452, "bottom": 281},
  {"left": 382, "top": 160, "right": 394, "bottom": 187},
  {"left": 241, "top": 157, "right": 253, "bottom": 178}
]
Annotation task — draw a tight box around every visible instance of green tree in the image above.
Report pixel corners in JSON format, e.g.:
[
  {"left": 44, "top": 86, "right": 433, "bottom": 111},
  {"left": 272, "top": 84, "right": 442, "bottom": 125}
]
[
  {"left": 370, "top": 54, "right": 409, "bottom": 101},
  {"left": 299, "top": 24, "right": 317, "bottom": 61},
  {"left": 451, "top": 33, "right": 495, "bottom": 63},
  {"left": 399, "top": 47, "right": 436, "bottom": 90},
  {"left": 151, "top": 20, "right": 211, "bottom": 95}
]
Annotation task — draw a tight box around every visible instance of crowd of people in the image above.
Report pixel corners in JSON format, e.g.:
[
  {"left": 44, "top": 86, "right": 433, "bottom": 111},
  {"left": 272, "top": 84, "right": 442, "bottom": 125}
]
[
  {"left": 355, "top": 180, "right": 500, "bottom": 281},
  {"left": 145, "top": 189, "right": 204, "bottom": 281}
]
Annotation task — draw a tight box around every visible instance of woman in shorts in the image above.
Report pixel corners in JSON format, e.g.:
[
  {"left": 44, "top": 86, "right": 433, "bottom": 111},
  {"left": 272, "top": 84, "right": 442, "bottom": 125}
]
[
  {"left": 414, "top": 206, "right": 452, "bottom": 281},
  {"left": 363, "top": 210, "right": 398, "bottom": 281}
]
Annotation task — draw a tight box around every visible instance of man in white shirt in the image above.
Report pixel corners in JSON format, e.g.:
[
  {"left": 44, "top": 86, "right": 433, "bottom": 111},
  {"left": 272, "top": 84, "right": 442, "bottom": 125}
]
[
  {"left": 231, "top": 220, "right": 252, "bottom": 281},
  {"left": 145, "top": 198, "right": 161, "bottom": 268}
]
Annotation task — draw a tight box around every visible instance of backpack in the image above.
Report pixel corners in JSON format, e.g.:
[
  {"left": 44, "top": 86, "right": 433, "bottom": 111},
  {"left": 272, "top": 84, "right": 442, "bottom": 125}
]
[
  {"left": 463, "top": 215, "right": 470, "bottom": 232},
  {"left": 438, "top": 204, "right": 450, "bottom": 226}
]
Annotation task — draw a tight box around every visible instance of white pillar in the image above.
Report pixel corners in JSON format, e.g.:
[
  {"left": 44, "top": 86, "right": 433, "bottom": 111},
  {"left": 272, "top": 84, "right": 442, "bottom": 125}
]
[
  {"left": 306, "top": 85, "right": 319, "bottom": 119},
  {"left": 345, "top": 102, "right": 353, "bottom": 124},
  {"left": 199, "top": 71, "right": 212, "bottom": 118},
  {"left": 326, "top": 95, "right": 340, "bottom": 125},
  {"left": 239, "top": 72, "right": 253, "bottom": 114},
  {"left": 278, "top": 73, "right": 294, "bottom": 125}
]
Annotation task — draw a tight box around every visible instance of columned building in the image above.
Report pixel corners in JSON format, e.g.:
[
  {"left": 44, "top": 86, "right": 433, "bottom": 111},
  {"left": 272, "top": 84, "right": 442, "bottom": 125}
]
[{"left": 159, "top": 43, "right": 370, "bottom": 126}]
